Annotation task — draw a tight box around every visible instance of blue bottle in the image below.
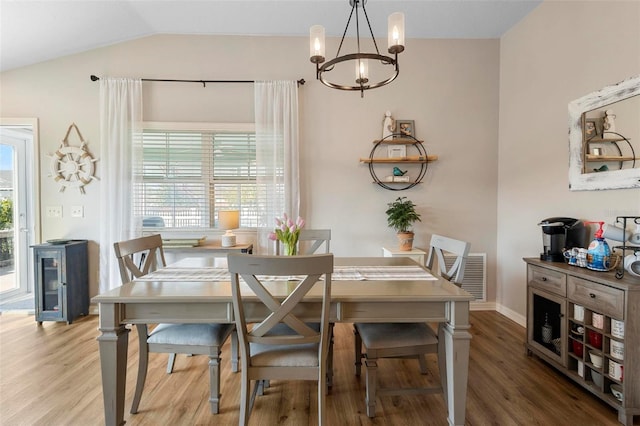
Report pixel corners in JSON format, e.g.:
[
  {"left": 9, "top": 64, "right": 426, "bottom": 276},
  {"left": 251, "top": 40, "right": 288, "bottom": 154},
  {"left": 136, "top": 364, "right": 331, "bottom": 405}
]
[{"left": 586, "top": 221, "right": 611, "bottom": 271}]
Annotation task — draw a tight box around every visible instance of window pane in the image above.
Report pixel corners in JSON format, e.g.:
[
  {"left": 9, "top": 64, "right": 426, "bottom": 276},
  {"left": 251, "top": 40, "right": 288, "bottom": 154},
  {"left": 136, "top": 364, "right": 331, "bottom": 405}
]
[{"left": 135, "top": 127, "right": 261, "bottom": 229}]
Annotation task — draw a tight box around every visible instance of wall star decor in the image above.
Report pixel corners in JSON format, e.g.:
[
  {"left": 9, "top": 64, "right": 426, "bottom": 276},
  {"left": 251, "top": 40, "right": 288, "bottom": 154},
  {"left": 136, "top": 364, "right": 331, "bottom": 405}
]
[{"left": 48, "top": 123, "right": 98, "bottom": 194}]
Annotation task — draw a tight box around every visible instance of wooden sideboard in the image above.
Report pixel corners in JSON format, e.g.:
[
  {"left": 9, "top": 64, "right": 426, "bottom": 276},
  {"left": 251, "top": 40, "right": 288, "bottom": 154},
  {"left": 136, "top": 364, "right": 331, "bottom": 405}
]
[{"left": 524, "top": 258, "right": 639, "bottom": 425}]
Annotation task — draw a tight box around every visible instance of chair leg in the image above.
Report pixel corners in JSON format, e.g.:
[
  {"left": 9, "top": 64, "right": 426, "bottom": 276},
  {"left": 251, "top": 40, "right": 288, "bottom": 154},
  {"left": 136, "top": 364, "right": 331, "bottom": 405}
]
[
  {"left": 166, "top": 353, "right": 177, "bottom": 374},
  {"left": 319, "top": 369, "right": 326, "bottom": 426},
  {"left": 418, "top": 354, "right": 429, "bottom": 374},
  {"left": 327, "top": 323, "right": 334, "bottom": 388},
  {"left": 231, "top": 330, "right": 239, "bottom": 373},
  {"left": 208, "top": 350, "right": 222, "bottom": 414},
  {"left": 364, "top": 357, "right": 378, "bottom": 418},
  {"left": 239, "top": 370, "right": 251, "bottom": 426},
  {"left": 131, "top": 324, "right": 149, "bottom": 414},
  {"left": 257, "top": 380, "right": 266, "bottom": 396},
  {"left": 354, "top": 327, "right": 362, "bottom": 377}
]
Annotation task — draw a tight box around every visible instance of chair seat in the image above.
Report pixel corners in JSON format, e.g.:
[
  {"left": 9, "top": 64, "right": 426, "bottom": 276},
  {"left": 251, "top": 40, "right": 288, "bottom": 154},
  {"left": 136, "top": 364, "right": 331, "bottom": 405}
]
[
  {"left": 355, "top": 323, "right": 437, "bottom": 350},
  {"left": 250, "top": 342, "right": 320, "bottom": 367},
  {"left": 149, "top": 323, "right": 234, "bottom": 347}
]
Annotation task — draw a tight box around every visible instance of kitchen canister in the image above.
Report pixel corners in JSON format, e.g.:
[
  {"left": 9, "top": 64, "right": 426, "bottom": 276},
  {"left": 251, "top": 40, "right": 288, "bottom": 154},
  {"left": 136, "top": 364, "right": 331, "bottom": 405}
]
[
  {"left": 611, "top": 319, "right": 625, "bottom": 338},
  {"left": 609, "top": 359, "right": 624, "bottom": 381},
  {"left": 592, "top": 312, "right": 604, "bottom": 329},
  {"left": 574, "top": 304, "right": 585, "bottom": 321},
  {"left": 610, "top": 340, "right": 624, "bottom": 360}
]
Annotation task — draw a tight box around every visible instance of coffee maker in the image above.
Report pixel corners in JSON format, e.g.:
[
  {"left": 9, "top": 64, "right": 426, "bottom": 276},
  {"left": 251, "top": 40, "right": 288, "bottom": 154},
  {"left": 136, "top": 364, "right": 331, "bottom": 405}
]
[{"left": 538, "top": 217, "right": 588, "bottom": 262}]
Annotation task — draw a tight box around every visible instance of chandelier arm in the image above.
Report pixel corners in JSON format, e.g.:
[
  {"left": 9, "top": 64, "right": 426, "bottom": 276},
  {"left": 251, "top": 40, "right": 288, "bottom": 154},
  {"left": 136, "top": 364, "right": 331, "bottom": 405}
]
[
  {"left": 317, "top": 53, "right": 398, "bottom": 91},
  {"left": 336, "top": 2, "right": 357, "bottom": 59},
  {"left": 360, "top": 2, "right": 381, "bottom": 55}
]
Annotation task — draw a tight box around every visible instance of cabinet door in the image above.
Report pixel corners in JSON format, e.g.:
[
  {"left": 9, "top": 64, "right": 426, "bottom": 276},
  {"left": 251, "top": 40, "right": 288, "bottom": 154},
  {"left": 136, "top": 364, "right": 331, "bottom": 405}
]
[
  {"left": 527, "top": 286, "right": 566, "bottom": 367},
  {"left": 34, "top": 248, "right": 64, "bottom": 321}
]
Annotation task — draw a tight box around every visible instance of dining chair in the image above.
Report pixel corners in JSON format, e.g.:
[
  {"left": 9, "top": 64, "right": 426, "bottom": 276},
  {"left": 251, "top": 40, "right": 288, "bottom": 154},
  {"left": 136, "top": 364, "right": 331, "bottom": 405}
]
[
  {"left": 276, "top": 229, "right": 331, "bottom": 255},
  {"left": 113, "top": 234, "right": 236, "bottom": 415},
  {"left": 227, "top": 253, "right": 334, "bottom": 426},
  {"left": 275, "top": 228, "right": 335, "bottom": 386},
  {"left": 353, "top": 234, "right": 471, "bottom": 417}
]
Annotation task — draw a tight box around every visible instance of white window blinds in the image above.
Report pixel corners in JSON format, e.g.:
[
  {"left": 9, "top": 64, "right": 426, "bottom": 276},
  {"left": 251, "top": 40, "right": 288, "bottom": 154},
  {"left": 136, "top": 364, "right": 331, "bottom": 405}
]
[{"left": 134, "top": 124, "right": 267, "bottom": 229}]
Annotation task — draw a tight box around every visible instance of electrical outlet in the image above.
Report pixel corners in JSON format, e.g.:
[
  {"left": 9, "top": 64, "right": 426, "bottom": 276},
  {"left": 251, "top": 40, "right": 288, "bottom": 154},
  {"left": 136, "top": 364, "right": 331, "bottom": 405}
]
[
  {"left": 71, "top": 205, "right": 84, "bottom": 218},
  {"left": 46, "top": 206, "right": 62, "bottom": 218}
]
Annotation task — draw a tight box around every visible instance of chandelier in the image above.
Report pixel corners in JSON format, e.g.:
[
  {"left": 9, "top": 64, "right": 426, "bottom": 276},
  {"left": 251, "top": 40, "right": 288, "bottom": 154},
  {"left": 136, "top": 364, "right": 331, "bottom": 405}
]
[{"left": 310, "top": 0, "right": 405, "bottom": 97}]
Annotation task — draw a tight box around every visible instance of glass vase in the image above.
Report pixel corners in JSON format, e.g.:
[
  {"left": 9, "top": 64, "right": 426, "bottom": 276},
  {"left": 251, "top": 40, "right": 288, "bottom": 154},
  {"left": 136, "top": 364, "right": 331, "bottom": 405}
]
[{"left": 283, "top": 241, "right": 298, "bottom": 256}]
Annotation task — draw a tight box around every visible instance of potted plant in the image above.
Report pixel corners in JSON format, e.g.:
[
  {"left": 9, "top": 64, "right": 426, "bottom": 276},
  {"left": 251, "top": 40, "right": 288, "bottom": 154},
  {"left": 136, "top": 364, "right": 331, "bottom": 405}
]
[{"left": 385, "top": 196, "right": 422, "bottom": 251}]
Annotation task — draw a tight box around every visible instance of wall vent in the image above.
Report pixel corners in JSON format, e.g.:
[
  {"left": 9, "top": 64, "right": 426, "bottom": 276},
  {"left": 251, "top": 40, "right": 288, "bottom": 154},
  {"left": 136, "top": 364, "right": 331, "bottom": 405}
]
[{"left": 443, "top": 252, "right": 486, "bottom": 302}]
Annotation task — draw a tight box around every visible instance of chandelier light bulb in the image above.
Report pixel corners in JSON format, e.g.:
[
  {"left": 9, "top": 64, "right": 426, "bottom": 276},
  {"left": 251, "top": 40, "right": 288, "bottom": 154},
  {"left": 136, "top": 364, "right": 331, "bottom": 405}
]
[
  {"left": 355, "top": 59, "right": 369, "bottom": 84},
  {"left": 388, "top": 12, "right": 405, "bottom": 54},
  {"left": 309, "top": 25, "right": 326, "bottom": 63}
]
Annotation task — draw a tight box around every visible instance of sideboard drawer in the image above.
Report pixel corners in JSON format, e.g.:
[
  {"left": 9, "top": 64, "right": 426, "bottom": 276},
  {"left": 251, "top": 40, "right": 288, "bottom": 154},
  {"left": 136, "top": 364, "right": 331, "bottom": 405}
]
[
  {"left": 528, "top": 265, "right": 566, "bottom": 297},
  {"left": 567, "top": 276, "right": 625, "bottom": 319}
]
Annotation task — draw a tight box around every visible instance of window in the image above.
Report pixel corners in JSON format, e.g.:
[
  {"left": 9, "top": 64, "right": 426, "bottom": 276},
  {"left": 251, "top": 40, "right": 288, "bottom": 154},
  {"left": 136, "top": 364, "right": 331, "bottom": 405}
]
[{"left": 134, "top": 123, "right": 263, "bottom": 229}]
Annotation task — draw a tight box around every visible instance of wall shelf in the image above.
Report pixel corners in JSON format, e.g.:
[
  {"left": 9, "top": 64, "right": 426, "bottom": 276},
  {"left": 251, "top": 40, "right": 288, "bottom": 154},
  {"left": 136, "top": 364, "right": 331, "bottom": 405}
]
[{"left": 361, "top": 134, "right": 437, "bottom": 191}]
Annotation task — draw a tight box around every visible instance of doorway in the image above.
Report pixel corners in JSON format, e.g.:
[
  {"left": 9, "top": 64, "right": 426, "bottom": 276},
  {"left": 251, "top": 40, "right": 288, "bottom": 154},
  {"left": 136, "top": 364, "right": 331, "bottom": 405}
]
[{"left": 0, "top": 119, "right": 39, "bottom": 305}]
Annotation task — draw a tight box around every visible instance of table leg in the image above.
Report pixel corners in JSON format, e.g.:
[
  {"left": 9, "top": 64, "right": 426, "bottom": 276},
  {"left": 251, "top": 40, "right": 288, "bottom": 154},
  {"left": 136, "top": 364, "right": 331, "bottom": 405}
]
[
  {"left": 97, "top": 303, "right": 129, "bottom": 426},
  {"left": 440, "top": 301, "right": 472, "bottom": 426}
]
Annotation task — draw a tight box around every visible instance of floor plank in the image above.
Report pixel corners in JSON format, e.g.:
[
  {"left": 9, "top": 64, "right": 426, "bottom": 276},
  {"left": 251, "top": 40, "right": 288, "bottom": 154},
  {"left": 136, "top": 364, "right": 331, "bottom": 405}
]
[{"left": 0, "top": 311, "right": 633, "bottom": 425}]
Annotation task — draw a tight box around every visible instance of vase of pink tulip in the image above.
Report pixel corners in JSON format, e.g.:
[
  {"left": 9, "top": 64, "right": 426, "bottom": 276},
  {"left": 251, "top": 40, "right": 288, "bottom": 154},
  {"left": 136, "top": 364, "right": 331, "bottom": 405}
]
[{"left": 269, "top": 213, "right": 305, "bottom": 255}]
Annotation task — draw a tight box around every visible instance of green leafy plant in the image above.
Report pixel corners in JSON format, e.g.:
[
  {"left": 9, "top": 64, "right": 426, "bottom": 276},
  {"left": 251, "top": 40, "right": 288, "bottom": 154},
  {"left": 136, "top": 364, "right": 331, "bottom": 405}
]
[
  {"left": 385, "top": 196, "right": 421, "bottom": 233},
  {"left": 0, "top": 198, "right": 12, "bottom": 230}
]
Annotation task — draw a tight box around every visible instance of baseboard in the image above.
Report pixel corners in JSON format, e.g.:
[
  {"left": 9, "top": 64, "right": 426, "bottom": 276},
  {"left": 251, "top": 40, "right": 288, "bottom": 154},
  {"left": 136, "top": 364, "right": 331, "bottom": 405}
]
[{"left": 495, "top": 303, "right": 526, "bottom": 327}]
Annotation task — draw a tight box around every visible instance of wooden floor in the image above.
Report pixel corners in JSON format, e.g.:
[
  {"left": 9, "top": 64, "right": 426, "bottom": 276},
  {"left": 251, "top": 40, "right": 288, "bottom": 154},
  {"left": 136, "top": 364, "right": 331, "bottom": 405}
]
[{"left": 0, "top": 311, "right": 631, "bottom": 425}]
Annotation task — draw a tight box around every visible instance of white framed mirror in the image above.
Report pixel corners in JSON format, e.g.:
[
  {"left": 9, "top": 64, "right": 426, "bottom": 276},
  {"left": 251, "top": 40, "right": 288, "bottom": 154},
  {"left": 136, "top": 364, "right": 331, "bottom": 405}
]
[{"left": 568, "top": 75, "right": 640, "bottom": 191}]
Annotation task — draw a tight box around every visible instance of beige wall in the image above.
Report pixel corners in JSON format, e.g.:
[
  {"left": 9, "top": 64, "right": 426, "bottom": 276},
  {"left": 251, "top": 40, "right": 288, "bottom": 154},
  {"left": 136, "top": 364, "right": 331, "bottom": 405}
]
[
  {"left": 498, "top": 1, "right": 640, "bottom": 323},
  {"left": 0, "top": 35, "right": 500, "bottom": 302}
]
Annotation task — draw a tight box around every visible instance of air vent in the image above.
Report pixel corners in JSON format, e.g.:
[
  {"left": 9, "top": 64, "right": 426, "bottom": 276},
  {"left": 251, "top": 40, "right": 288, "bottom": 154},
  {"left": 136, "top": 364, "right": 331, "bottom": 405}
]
[{"left": 443, "top": 253, "right": 486, "bottom": 302}]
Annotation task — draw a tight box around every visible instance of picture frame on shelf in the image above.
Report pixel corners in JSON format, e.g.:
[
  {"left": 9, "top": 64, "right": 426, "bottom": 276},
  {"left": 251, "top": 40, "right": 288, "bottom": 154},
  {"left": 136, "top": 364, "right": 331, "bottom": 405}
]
[
  {"left": 584, "top": 120, "right": 597, "bottom": 139},
  {"left": 394, "top": 120, "right": 415, "bottom": 139},
  {"left": 387, "top": 144, "right": 406, "bottom": 158}
]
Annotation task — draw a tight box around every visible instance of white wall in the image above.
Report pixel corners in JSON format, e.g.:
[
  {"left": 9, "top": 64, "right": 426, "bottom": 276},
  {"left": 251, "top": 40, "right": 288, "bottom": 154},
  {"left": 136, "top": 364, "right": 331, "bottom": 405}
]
[
  {"left": 0, "top": 34, "right": 500, "bottom": 300},
  {"left": 498, "top": 1, "right": 640, "bottom": 324}
]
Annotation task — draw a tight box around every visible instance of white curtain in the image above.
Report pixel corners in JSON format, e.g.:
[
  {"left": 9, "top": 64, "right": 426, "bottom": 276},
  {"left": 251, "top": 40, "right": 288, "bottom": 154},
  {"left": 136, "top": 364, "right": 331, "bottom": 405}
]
[
  {"left": 254, "top": 81, "right": 300, "bottom": 254},
  {"left": 98, "top": 78, "right": 143, "bottom": 292}
]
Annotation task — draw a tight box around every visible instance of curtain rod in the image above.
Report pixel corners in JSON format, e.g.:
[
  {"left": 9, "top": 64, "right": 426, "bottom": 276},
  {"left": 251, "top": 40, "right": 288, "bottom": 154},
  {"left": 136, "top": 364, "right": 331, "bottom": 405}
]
[{"left": 90, "top": 75, "right": 305, "bottom": 87}]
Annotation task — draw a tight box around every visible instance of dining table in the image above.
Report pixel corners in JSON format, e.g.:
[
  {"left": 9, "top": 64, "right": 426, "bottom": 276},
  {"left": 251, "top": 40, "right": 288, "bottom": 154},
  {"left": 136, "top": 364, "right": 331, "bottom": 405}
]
[{"left": 92, "top": 256, "right": 474, "bottom": 426}]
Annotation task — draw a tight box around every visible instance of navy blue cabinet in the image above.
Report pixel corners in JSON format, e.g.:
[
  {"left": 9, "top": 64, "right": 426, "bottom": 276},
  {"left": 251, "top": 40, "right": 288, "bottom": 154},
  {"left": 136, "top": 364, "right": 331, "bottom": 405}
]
[{"left": 32, "top": 240, "right": 88, "bottom": 324}]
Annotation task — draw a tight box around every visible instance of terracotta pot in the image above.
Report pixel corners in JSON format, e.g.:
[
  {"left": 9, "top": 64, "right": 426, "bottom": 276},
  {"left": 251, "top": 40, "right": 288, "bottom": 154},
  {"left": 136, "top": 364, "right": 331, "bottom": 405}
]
[{"left": 397, "top": 232, "right": 415, "bottom": 251}]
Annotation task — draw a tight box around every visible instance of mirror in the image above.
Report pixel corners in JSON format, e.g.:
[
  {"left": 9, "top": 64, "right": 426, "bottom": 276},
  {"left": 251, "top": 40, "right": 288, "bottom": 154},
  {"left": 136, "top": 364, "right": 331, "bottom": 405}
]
[{"left": 568, "top": 75, "right": 640, "bottom": 191}]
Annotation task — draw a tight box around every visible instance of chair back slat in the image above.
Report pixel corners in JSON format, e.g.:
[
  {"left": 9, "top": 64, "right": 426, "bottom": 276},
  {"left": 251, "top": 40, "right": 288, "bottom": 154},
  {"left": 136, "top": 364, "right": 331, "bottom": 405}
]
[
  {"left": 228, "top": 254, "right": 333, "bottom": 350},
  {"left": 426, "top": 234, "right": 471, "bottom": 285},
  {"left": 276, "top": 229, "right": 331, "bottom": 255},
  {"left": 113, "top": 234, "right": 166, "bottom": 284}
]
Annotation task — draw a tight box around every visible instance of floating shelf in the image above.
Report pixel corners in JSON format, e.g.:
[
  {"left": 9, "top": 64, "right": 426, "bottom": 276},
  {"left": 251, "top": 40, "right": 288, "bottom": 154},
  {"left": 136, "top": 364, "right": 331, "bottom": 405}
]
[
  {"left": 359, "top": 155, "right": 438, "bottom": 164},
  {"left": 361, "top": 133, "right": 437, "bottom": 191}
]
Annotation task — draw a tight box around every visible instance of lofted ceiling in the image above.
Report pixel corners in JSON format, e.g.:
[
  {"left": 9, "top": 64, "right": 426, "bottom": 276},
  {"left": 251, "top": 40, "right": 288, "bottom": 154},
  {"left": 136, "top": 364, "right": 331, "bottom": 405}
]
[{"left": 0, "top": 0, "right": 541, "bottom": 72}]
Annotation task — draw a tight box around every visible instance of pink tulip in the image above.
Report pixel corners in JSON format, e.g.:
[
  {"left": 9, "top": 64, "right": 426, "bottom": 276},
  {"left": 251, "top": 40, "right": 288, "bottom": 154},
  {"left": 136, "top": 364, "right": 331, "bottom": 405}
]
[
  {"left": 268, "top": 232, "right": 277, "bottom": 241},
  {"left": 296, "top": 217, "right": 305, "bottom": 228},
  {"left": 289, "top": 225, "right": 296, "bottom": 233},
  {"left": 275, "top": 218, "right": 282, "bottom": 226}
]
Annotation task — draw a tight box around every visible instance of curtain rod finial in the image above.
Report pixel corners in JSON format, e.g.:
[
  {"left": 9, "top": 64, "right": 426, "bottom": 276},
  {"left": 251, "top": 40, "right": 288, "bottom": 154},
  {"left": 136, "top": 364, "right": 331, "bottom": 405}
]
[{"left": 90, "top": 75, "right": 100, "bottom": 81}]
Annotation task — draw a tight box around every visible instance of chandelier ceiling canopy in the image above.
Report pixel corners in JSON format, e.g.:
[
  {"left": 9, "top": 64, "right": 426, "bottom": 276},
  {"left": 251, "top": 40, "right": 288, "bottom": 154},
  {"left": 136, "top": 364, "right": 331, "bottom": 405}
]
[{"left": 309, "top": 0, "right": 405, "bottom": 97}]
